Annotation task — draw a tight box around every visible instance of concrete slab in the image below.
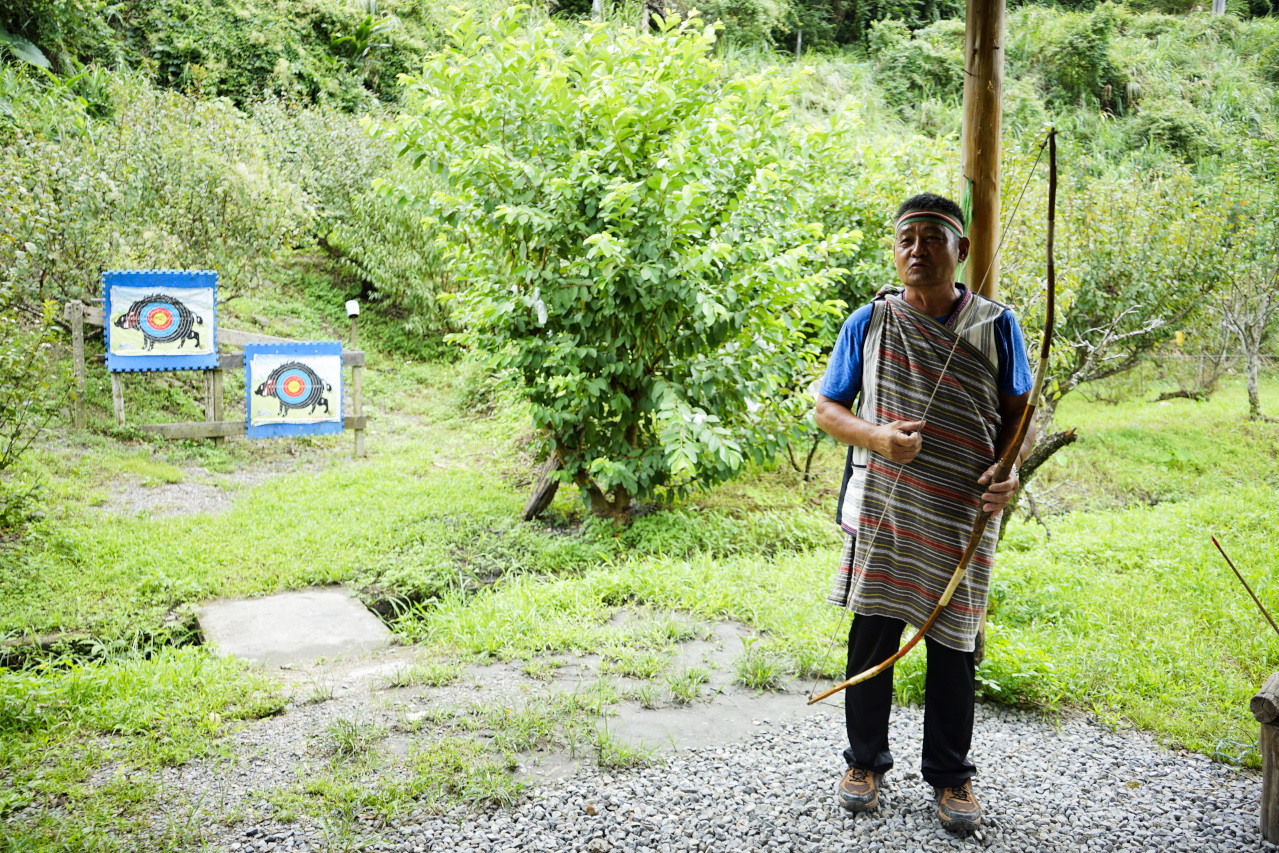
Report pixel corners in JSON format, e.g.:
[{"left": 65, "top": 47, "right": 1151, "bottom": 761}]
[{"left": 198, "top": 587, "right": 390, "bottom": 666}]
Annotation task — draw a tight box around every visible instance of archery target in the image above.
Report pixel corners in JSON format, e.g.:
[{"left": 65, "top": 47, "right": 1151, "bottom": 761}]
[
  {"left": 108, "top": 284, "right": 214, "bottom": 356},
  {"left": 248, "top": 352, "right": 342, "bottom": 426}
]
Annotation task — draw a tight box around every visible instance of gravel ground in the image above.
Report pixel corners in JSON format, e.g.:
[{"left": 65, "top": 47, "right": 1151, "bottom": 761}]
[{"left": 205, "top": 702, "right": 1270, "bottom": 853}]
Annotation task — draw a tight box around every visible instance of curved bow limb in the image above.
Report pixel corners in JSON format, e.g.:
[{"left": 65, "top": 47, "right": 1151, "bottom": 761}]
[{"left": 808, "top": 129, "right": 1058, "bottom": 706}]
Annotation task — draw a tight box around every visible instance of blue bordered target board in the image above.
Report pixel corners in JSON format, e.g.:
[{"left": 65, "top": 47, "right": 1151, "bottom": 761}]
[
  {"left": 104, "top": 270, "right": 218, "bottom": 372},
  {"left": 244, "top": 342, "right": 344, "bottom": 440}
]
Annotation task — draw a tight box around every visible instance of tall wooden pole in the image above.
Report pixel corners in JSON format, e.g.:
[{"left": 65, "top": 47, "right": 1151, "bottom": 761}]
[{"left": 961, "top": 0, "right": 1006, "bottom": 301}]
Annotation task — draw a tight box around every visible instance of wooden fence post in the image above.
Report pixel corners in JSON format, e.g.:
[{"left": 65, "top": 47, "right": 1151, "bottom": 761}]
[
  {"left": 352, "top": 361, "right": 365, "bottom": 458},
  {"left": 66, "top": 301, "right": 87, "bottom": 430},
  {"left": 1254, "top": 672, "right": 1279, "bottom": 843},
  {"left": 110, "top": 374, "right": 125, "bottom": 426},
  {"left": 211, "top": 368, "right": 225, "bottom": 446}
]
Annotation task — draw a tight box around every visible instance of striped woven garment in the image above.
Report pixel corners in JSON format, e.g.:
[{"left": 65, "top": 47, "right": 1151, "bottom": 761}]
[{"left": 827, "top": 290, "right": 1006, "bottom": 652}]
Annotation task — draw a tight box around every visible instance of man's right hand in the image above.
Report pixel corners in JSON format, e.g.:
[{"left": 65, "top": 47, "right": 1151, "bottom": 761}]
[{"left": 874, "top": 420, "right": 924, "bottom": 463}]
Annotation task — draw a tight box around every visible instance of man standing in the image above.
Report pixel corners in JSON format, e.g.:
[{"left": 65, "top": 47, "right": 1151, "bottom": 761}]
[{"left": 814, "top": 193, "right": 1036, "bottom": 832}]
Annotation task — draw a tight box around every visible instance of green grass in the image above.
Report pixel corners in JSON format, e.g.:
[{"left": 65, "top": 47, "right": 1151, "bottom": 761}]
[
  {"left": 735, "top": 637, "right": 788, "bottom": 692},
  {"left": 325, "top": 716, "right": 386, "bottom": 758},
  {"left": 5, "top": 313, "right": 1279, "bottom": 846},
  {"left": 0, "top": 648, "right": 284, "bottom": 849},
  {"left": 382, "top": 660, "right": 463, "bottom": 689},
  {"left": 990, "top": 485, "right": 1279, "bottom": 765},
  {"left": 1032, "top": 374, "right": 1279, "bottom": 512},
  {"left": 666, "top": 666, "right": 711, "bottom": 705},
  {"left": 268, "top": 734, "right": 524, "bottom": 824}
]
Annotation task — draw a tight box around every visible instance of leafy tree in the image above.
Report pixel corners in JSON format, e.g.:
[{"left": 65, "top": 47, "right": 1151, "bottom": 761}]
[
  {"left": 377, "top": 9, "right": 859, "bottom": 520},
  {"left": 0, "top": 299, "right": 67, "bottom": 526},
  {"left": 1001, "top": 147, "right": 1231, "bottom": 482},
  {"left": 1217, "top": 154, "right": 1279, "bottom": 420}
]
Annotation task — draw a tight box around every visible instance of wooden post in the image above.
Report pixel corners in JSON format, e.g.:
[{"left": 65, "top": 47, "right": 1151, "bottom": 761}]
[
  {"left": 203, "top": 370, "right": 214, "bottom": 425},
  {"left": 961, "top": 0, "right": 1006, "bottom": 301},
  {"left": 1253, "top": 672, "right": 1279, "bottom": 724},
  {"left": 1263, "top": 722, "right": 1279, "bottom": 843},
  {"left": 351, "top": 361, "right": 365, "bottom": 458},
  {"left": 67, "top": 301, "right": 87, "bottom": 430},
  {"left": 1256, "top": 672, "right": 1279, "bottom": 843},
  {"left": 211, "top": 368, "right": 225, "bottom": 446},
  {"left": 110, "top": 373, "right": 125, "bottom": 426}
]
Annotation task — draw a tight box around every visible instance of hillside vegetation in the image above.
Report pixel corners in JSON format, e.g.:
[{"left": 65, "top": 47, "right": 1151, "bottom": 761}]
[{"left": 0, "top": 0, "right": 1278, "bottom": 848}]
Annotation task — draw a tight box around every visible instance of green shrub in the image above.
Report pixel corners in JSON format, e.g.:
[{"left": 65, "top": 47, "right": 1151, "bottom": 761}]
[
  {"left": 0, "top": 71, "right": 307, "bottom": 307},
  {"left": 380, "top": 9, "right": 860, "bottom": 520},
  {"left": 867, "top": 18, "right": 963, "bottom": 111},
  {"left": 0, "top": 301, "right": 67, "bottom": 525},
  {"left": 704, "top": 0, "right": 789, "bottom": 46},
  {"left": 1258, "top": 40, "right": 1279, "bottom": 84},
  {"left": 1127, "top": 100, "right": 1221, "bottom": 161},
  {"left": 1011, "top": 4, "right": 1127, "bottom": 111},
  {"left": 120, "top": 0, "right": 445, "bottom": 107},
  {"left": 252, "top": 98, "right": 456, "bottom": 337},
  {"left": 783, "top": 0, "right": 961, "bottom": 47},
  {"left": 0, "top": 0, "right": 122, "bottom": 74}
]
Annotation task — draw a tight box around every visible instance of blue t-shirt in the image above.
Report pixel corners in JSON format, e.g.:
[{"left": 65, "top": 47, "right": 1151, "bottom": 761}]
[{"left": 819, "top": 290, "right": 1033, "bottom": 404}]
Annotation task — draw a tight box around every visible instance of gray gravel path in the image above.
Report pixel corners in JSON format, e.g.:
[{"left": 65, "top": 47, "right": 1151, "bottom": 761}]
[{"left": 213, "top": 702, "right": 1270, "bottom": 853}]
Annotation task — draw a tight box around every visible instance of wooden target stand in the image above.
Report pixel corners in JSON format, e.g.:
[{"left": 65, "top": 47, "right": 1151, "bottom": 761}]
[{"left": 65, "top": 299, "right": 368, "bottom": 457}]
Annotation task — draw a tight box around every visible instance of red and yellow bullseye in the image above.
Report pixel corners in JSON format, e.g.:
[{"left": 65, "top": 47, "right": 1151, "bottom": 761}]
[
  {"left": 146, "top": 307, "right": 174, "bottom": 330},
  {"left": 282, "top": 376, "right": 306, "bottom": 397}
]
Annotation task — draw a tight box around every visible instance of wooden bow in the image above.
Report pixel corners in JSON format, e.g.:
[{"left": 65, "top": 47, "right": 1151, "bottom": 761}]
[{"left": 808, "top": 129, "right": 1058, "bottom": 706}]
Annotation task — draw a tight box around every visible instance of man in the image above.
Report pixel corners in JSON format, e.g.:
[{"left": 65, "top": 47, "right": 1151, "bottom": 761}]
[{"left": 813, "top": 192, "right": 1036, "bottom": 833}]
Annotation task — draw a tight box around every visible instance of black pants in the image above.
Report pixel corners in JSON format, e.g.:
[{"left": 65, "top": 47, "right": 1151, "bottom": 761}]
[{"left": 843, "top": 613, "right": 977, "bottom": 789}]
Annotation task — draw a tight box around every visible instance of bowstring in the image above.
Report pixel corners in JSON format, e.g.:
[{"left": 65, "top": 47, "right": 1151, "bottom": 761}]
[{"left": 807, "top": 135, "right": 1052, "bottom": 704}]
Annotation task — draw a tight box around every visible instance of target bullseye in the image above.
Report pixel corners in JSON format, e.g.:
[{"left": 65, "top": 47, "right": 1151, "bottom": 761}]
[
  {"left": 277, "top": 369, "right": 312, "bottom": 402},
  {"left": 139, "top": 301, "right": 181, "bottom": 337}
]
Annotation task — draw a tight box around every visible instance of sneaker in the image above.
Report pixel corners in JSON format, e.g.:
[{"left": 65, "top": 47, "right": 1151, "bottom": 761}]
[
  {"left": 836, "top": 766, "right": 880, "bottom": 812},
  {"left": 935, "top": 780, "right": 982, "bottom": 832}
]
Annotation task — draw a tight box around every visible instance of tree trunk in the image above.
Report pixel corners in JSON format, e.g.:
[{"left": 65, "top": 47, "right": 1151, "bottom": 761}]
[
  {"left": 1018, "top": 427, "right": 1078, "bottom": 484},
  {"left": 1263, "top": 720, "right": 1279, "bottom": 843},
  {"left": 523, "top": 454, "right": 563, "bottom": 521},
  {"left": 1247, "top": 341, "right": 1264, "bottom": 420},
  {"left": 574, "top": 472, "right": 632, "bottom": 523},
  {"left": 642, "top": 0, "right": 666, "bottom": 30},
  {"left": 997, "top": 427, "right": 1077, "bottom": 541}
]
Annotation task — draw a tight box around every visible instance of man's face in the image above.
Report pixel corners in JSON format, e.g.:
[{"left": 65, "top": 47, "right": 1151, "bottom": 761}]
[{"left": 892, "top": 219, "right": 969, "bottom": 289}]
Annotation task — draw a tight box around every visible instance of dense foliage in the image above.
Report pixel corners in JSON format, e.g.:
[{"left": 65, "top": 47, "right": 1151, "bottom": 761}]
[
  {"left": 1, "top": 0, "right": 448, "bottom": 107},
  {"left": 380, "top": 10, "right": 860, "bottom": 518},
  {"left": 0, "top": 0, "right": 1275, "bottom": 498}
]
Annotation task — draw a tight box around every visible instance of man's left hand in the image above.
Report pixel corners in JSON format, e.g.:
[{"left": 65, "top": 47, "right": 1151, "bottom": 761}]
[{"left": 976, "top": 463, "right": 1020, "bottom": 515}]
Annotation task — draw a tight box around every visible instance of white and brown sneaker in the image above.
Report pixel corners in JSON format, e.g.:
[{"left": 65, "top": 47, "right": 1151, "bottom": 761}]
[
  {"left": 836, "top": 766, "right": 881, "bottom": 812},
  {"left": 935, "top": 780, "right": 982, "bottom": 832}
]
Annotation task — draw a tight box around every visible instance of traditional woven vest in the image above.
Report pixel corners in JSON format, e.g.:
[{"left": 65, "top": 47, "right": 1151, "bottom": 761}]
[{"left": 828, "top": 286, "right": 1008, "bottom": 652}]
